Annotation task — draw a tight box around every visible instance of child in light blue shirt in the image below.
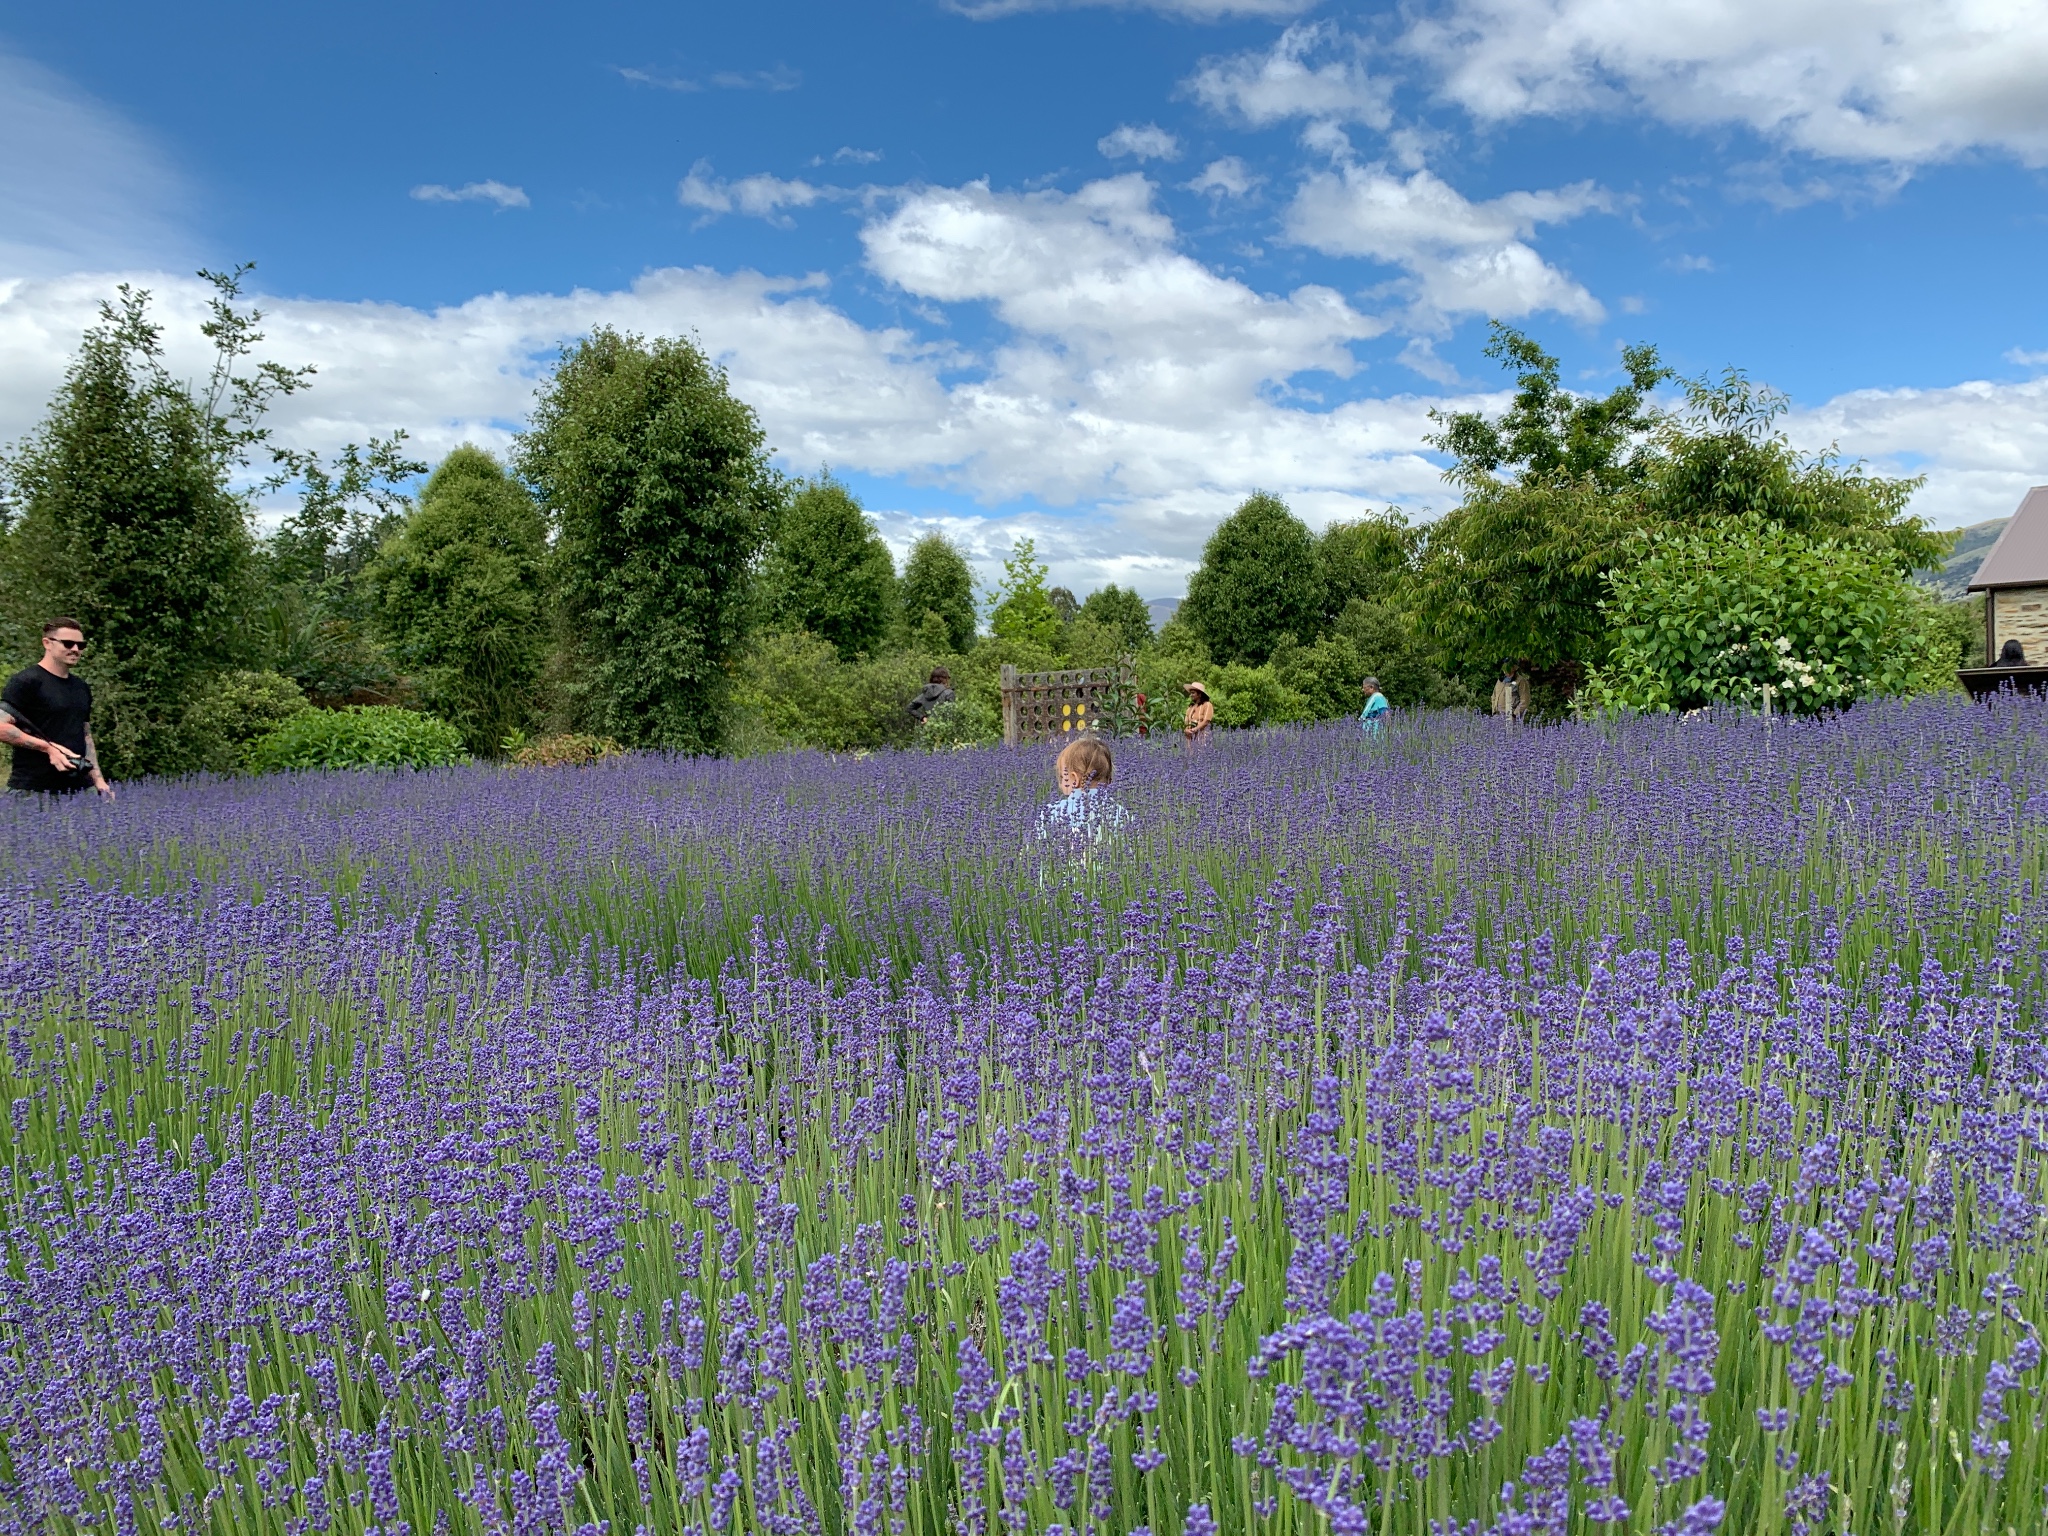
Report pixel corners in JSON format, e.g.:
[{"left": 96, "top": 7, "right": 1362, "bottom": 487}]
[{"left": 1035, "top": 737, "right": 1131, "bottom": 849}]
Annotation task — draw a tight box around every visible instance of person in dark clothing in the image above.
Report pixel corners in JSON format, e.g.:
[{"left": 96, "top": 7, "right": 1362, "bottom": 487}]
[
  {"left": 1998, "top": 638, "right": 2027, "bottom": 666},
  {"left": 0, "top": 618, "right": 113, "bottom": 797},
  {"left": 906, "top": 667, "right": 956, "bottom": 723}
]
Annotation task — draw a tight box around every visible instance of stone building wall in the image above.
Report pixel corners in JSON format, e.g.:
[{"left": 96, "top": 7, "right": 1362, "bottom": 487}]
[{"left": 1989, "top": 585, "right": 2048, "bottom": 664}]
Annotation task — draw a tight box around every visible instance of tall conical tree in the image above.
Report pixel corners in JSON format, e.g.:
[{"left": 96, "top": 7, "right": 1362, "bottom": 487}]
[
  {"left": 1178, "top": 493, "right": 1324, "bottom": 666},
  {"left": 364, "top": 446, "right": 550, "bottom": 753},
  {"left": 1078, "top": 583, "right": 1153, "bottom": 651},
  {"left": 516, "top": 328, "right": 784, "bottom": 752},
  {"left": 758, "top": 476, "right": 897, "bottom": 659},
  {"left": 900, "top": 532, "right": 977, "bottom": 653}
]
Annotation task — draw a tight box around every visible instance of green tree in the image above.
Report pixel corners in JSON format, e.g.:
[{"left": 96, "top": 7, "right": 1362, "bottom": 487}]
[
  {"left": 1413, "top": 477, "right": 1636, "bottom": 695},
  {"left": 1062, "top": 614, "right": 1126, "bottom": 670},
  {"left": 1647, "top": 372, "right": 1949, "bottom": 572},
  {"left": 899, "top": 533, "right": 978, "bottom": 653},
  {"left": 364, "top": 446, "right": 551, "bottom": 754},
  {"left": 1078, "top": 583, "right": 1153, "bottom": 651},
  {"left": 260, "top": 434, "right": 424, "bottom": 701},
  {"left": 989, "top": 537, "right": 1062, "bottom": 651},
  {"left": 1430, "top": 323, "right": 1670, "bottom": 493},
  {"left": 1179, "top": 493, "right": 1325, "bottom": 667},
  {"left": 1583, "top": 516, "right": 1951, "bottom": 714},
  {"left": 1414, "top": 327, "right": 1940, "bottom": 707},
  {"left": 1927, "top": 593, "right": 1983, "bottom": 670},
  {"left": 1319, "top": 513, "right": 1417, "bottom": 617},
  {"left": 758, "top": 476, "right": 897, "bottom": 659},
  {"left": 0, "top": 271, "right": 310, "bottom": 776},
  {"left": 1414, "top": 328, "right": 1669, "bottom": 699},
  {"left": 517, "top": 328, "right": 784, "bottom": 753}
]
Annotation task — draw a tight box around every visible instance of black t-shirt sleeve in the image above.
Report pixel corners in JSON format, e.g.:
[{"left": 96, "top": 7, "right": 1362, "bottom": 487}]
[{"left": 1, "top": 668, "right": 35, "bottom": 725}]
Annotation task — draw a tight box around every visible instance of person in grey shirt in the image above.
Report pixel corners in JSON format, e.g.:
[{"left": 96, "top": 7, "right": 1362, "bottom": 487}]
[{"left": 906, "top": 667, "right": 956, "bottom": 723}]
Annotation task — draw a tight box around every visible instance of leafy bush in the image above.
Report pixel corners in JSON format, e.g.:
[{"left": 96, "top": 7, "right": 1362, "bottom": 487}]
[
  {"left": 181, "top": 670, "right": 312, "bottom": 774},
  {"left": 916, "top": 696, "right": 1002, "bottom": 749},
  {"left": 509, "top": 732, "right": 625, "bottom": 768},
  {"left": 1583, "top": 515, "right": 1952, "bottom": 715},
  {"left": 1925, "top": 592, "right": 1983, "bottom": 671},
  {"left": 246, "top": 705, "right": 469, "bottom": 772},
  {"left": 1272, "top": 601, "right": 1472, "bottom": 718},
  {"left": 1208, "top": 662, "right": 1314, "bottom": 728},
  {"left": 731, "top": 631, "right": 936, "bottom": 753}
]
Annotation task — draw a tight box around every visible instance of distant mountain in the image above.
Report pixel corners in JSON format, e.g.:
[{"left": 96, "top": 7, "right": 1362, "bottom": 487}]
[
  {"left": 1145, "top": 596, "right": 1181, "bottom": 632},
  {"left": 1922, "top": 518, "right": 2009, "bottom": 600}
]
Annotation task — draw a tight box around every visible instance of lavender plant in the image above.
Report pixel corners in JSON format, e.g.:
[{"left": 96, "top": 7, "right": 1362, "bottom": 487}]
[{"left": 3, "top": 694, "right": 2047, "bottom": 1535}]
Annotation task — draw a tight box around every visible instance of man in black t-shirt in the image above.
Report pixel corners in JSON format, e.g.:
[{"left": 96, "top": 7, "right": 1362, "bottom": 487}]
[{"left": 0, "top": 618, "right": 113, "bottom": 797}]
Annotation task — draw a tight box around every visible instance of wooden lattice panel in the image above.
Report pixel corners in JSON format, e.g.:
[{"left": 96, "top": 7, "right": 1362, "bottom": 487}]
[{"left": 1000, "top": 664, "right": 1134, "bottom": 746}]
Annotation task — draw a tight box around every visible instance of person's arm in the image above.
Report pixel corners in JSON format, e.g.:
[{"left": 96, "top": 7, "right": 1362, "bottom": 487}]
[
  {"left": 0, "top": 703, "right": 82, "bottom": 773},
  {"left": 83, "top": 726, "right": 113, "bottom": 797}
]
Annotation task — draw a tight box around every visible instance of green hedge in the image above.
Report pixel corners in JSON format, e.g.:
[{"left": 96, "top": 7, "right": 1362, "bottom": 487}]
[{"left": 246, "top": 705, "right": 469, "bottom": 772}]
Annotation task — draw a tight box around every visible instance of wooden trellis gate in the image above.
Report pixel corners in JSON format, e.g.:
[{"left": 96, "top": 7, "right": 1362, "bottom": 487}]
[{"left": 999, "top": 661, "right": 1143, "bottom": 746}]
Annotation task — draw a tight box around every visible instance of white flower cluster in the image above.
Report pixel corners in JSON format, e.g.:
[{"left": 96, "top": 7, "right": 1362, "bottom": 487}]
[{"left": 1713, "top": 635, "right": 1838, "bottom": 699}]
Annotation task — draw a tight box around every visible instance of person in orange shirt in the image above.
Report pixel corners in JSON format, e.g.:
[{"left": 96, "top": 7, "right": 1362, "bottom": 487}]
[{"left": 1181, "top": 680, "right": 1214, "bottom": 749}]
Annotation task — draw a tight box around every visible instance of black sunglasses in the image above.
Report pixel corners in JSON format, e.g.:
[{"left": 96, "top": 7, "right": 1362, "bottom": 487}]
[{"left": 50, "top": 638, "right": 86, "bottom": 650}]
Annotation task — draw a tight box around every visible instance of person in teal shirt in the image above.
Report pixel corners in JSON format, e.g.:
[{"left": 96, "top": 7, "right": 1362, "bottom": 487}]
[{"left": 1359, "top": 676, "right": 1389, "bottom": 735}]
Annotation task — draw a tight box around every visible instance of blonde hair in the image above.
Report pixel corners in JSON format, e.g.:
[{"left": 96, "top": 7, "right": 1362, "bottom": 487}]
[{"left": 1056, "top": 737, "right": 1114, "bottom": 788}]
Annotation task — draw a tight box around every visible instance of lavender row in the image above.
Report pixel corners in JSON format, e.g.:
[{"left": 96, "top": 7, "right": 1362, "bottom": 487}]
[
  {"left": 2, "top": 695, "right": 2043, "bottom": 984},
  {"left": 4, "top": 844, "right": 2048, "bottom": 1532}
]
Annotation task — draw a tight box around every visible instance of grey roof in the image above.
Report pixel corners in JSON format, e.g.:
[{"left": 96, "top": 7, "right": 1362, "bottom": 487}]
[{"left": 1970, "top": 486, "right": 2048, "bottom": 590}]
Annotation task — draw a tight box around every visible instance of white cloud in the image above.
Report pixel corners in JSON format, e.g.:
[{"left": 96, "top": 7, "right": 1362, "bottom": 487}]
[
  {"left": 618, "top": 64, "right": 801, "bottom": 93},
  {"left": 1405, "top": 0, "right": 2048, "bottom": 166},
  {"left": 410, "top": 180, "right": 530, "bottom": 209},
  {"left": 1187, "top": 156, "right": 1261, "bottom": 197},
  {"left": 0, "top": 45, "right": 193, "bottom": 277},
  {"left": 2006, "top": 347, "right": 2048, "bottom": 367},
  {"left": 1791, "top": 376, "right": 2048, "bottom": 529},
  {"left": 951, "top": 0, "right": 1313, "bottom": 18},
  {"left": 859, "top": 174, "right": 1387, "bottom": 492},
  {"left": 1284, "top": 163, "right": 1607, "bottom": 323},
  {"left": 617, "top": 67, "right": 702, "bottom": 92},
  {"left": 678, "top": 162, "right": 826, "bottom": 225},
  {"left": 831, "top": 146, "right": 884, "bottom": 165},
  {"left": 1184, "top": 22, "right": 1393, "bottom": 128},
  {"left": 711, "top": 65, "right": 802, "bottom": 92},
  {"left": 0, "top": 174, "right": 1439, "bottom": 588},
  {"left": 7, "top": 249, "right": 2042, "bottom": 590},
  {"left": 1097, "top": 123, "right": 1182, "bottom": 161},
  {"left": 1397, "top": 336, "right": 1464, "bottom": 385},
  {"left": 0, "top": 265, "right": 943, "bottom": 491}
]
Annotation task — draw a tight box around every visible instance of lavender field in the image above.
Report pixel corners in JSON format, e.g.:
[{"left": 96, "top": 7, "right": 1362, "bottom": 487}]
[{"left": 4, "top": 699, "right": 2048, "bottom": 1536}]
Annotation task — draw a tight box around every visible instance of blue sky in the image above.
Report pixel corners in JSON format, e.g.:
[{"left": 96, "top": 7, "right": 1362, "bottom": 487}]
[{"left": 4, "top": 0, "right": 2048, "bottom": 597}]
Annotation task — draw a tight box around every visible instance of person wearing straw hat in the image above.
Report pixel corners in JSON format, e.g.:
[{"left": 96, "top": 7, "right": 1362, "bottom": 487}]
[
  {"left": 1181, "top": 679, "right": 1214, "bottom": 748},
  {"left": 1359, "top": 676, "right": 1389, "bottom": 737}
]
